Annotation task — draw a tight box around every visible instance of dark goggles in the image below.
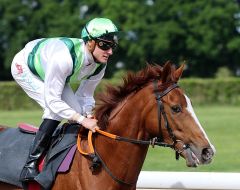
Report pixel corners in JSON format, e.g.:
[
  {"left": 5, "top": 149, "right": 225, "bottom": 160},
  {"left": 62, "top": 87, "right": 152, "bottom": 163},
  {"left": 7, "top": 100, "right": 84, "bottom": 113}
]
[
  {"left": 96, "top": 39, "right": 118, "bottom": 51},
  {"left": 84, "top": 26, "right": 118, "bottom": 51}
]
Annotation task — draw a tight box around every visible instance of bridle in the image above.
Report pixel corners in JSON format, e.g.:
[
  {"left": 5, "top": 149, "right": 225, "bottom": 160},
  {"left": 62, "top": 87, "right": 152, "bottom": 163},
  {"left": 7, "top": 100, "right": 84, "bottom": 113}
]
[
  {"left": 77, "top": 80, "right": 190, "bottom": 186},
  {"left": 153, "top": 81, "right": 190, "bottom": 159}
]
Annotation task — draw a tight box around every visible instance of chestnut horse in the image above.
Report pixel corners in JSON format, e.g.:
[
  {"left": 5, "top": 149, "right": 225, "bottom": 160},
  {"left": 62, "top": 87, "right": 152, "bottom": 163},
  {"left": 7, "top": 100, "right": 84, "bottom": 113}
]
[{"left": 0, "top": 63, "right": 215, "bottom": 190}]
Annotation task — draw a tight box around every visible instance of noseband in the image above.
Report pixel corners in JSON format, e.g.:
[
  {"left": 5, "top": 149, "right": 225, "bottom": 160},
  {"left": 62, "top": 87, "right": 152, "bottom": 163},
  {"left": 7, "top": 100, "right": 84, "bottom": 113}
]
[{"left": 77, "top": 81, "right": 190, "bottom": 186}]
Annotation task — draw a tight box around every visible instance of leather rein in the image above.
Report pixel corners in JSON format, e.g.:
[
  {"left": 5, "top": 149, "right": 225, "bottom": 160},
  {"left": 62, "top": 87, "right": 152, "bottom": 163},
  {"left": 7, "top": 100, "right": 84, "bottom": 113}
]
[{"left": 77, "top": 81, "right": 190, "bottom": 186}]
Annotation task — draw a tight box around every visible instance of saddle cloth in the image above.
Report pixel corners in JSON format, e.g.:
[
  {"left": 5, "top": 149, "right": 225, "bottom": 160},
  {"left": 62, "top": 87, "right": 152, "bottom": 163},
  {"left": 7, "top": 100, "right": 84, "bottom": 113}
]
[{"left": 0, "top": 123, "right": 79, "bottom": 190}]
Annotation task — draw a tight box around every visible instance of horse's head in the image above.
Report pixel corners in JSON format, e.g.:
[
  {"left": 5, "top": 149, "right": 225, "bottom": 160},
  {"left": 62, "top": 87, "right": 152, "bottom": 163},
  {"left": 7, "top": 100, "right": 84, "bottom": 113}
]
[
  {"left": 96, "top": 62, "right": 215, "bottom": 168},
  {"left": 144, "top": 62, "right": 215, "bottom": 167}
]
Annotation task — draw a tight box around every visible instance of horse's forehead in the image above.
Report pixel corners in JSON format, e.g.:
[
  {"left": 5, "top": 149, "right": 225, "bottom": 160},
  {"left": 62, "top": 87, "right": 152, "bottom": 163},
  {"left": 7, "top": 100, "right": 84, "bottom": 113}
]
[{"left": 166, "top": 88, "right": 187, "bottom": 104}]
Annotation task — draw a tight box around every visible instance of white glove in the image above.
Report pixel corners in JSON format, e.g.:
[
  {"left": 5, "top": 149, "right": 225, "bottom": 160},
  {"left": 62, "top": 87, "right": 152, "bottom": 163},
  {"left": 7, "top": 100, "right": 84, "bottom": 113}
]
[{"left": 70, "top": 113, "right": 98, "bottom": 132}]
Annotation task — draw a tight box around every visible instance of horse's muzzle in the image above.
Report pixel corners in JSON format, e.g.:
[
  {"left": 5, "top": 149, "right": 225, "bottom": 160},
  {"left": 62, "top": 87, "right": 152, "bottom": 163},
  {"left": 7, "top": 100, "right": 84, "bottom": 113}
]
[
  {"left": 182, "top": 145, "right": 215, "bottom": 167},
  {"left": 201, "top": 147, "right": 215, "bottom": 164}
]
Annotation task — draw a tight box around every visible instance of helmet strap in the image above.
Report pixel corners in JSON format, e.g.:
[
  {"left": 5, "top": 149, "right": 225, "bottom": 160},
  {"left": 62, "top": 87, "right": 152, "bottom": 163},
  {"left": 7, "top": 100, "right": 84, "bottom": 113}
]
[
  {"left": 86, "top": 40, "right": 100, "bottom": 63},
  {"left": 87, "top": 40, "right": 96, "bottom": 53}
]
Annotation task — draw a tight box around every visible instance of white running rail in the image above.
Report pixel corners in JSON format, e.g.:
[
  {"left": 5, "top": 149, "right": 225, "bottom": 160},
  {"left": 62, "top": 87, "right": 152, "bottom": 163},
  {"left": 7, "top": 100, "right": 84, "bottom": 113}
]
[{"left": 137, "top": 171, "right": 240, "bottom": 189}]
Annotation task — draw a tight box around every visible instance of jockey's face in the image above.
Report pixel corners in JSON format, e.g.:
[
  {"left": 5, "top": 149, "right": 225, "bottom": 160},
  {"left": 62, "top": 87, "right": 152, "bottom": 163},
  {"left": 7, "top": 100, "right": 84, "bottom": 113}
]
[{"left": 93, "top": 39, "right": 117, "bottom": 64}]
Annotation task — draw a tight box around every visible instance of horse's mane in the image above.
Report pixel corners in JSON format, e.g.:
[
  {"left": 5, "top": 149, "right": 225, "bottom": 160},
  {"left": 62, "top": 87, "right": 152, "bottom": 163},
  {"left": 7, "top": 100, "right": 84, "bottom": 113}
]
[{"left": 95, "top": 62, "right": 178, "bottom": 129}]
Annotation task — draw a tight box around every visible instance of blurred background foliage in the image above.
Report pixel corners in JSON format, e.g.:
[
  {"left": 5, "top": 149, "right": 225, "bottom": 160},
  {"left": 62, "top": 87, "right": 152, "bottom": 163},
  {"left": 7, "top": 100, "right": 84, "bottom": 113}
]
[{"left": 1, "top": 0, "right": 240, "bottom": 80}]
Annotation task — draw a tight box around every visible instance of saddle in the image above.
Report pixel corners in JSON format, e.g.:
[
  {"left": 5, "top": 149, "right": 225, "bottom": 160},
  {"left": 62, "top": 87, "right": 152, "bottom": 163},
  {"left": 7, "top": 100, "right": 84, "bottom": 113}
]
[
  {"left": 18, "top": 123, "right": 77, "bottom": 173},
  {"left": 0, "top": 123, "right": 79, "bottom": 190}
]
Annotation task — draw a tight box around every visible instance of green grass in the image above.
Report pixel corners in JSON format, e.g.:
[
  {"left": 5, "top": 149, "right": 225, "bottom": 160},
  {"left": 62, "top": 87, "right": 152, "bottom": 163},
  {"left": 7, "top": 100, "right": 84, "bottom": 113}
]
[
  {"left": 0, "top": 106, "right": 239, "bottom": 172},
  {"left": 0, "top": 109, "right": 42, "bottom": 127}
]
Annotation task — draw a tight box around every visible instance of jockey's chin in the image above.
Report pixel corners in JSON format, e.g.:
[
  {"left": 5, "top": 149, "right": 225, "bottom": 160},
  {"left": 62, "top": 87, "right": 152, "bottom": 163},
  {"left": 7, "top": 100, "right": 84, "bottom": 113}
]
[{"left": 96, "top": 55, "right": 109, "bottom": 64}]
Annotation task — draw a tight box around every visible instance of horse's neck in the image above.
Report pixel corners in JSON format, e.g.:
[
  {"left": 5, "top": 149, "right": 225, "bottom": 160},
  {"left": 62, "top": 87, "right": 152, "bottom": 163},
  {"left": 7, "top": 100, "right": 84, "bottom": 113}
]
[
  {"left": 108, "top": 89, "right": 149, "bottom": 138},
  {"left": 95, "top": 90, "right": 150, "bottom": 181},
  {"left": 95, "top": 134, "right": 148, "bottom": 184}
]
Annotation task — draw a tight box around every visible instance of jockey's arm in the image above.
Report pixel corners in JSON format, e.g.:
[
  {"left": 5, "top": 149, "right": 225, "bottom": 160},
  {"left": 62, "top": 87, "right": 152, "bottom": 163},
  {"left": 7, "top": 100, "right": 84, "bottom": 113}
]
[
  {"left": 43, "top": 46, "right": 99, "bottom": 132},
  {"left": 44, "top": 46, "right": 79, "bottom": 121},
  {"left": 74, "top": 66, "right": 106, "bottom": 118}
]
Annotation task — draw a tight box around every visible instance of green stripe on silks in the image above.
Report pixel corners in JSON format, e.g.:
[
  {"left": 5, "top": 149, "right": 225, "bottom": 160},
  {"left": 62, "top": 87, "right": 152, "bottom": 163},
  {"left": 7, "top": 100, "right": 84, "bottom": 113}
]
[
  {"left": 69, "top": 64, "right": 106, "bottom": 92},
  {"left": 28, "top": 52, "right": 38, "bottom": 76},
  {"left": 60, "top": 37, "right": 81, "bottom": 83},
  {"left": 87, "top": 64, "right": 106, "bottom": 80},
  {"left": 60, "top": 37, "right": 77, "bottom": 82},
  {"left": 60, "top": 38, "right": 106, "bottom": 82},
  {"left": 27, "top": 39, "right": 48, "bottom": 81}
]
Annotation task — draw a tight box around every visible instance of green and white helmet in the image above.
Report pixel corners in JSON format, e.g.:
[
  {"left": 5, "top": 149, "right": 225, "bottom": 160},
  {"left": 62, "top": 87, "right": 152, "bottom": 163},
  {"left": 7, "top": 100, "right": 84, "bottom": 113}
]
[{"left": 81, "top": 18, "right": 119, "bottom": 43}]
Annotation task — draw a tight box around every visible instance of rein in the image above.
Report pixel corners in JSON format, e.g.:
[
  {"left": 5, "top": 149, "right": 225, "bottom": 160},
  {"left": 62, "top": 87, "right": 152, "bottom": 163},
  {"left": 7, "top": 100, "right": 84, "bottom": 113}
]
[
  {"left": 77, "top": 81, "right": 189, "bottom": 186},
  {"left": 77, "top": 128, "right": 173, "bottom": 186},
  {"left": 77, "top": 129, "right": 173, "bottom": 156}
]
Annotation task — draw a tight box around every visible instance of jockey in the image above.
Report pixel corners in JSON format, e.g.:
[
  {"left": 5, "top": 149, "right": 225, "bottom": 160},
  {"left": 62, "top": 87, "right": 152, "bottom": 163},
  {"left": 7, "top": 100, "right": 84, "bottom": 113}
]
[{"left": 11, "top": 17, "right": 119, "bottom": 182}]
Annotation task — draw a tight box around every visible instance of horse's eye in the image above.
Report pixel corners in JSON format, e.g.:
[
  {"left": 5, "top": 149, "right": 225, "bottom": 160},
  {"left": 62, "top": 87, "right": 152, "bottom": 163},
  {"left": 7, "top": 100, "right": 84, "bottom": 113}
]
[{"left": 171, "top": 105, "right": 182, "bottom": 113}]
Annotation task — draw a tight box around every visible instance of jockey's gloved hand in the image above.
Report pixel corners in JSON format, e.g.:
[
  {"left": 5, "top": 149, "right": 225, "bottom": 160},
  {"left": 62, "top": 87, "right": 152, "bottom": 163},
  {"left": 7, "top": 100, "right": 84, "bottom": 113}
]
[
  {"left": 81, "top": 117, "right": 99, "bottom": 132},
  {"left": 85, "top": 111, "right": 94, "bottom": 119},
  {"left": 86, "top": 114, "right": 94, "bottom": 119},
  {"left": 70, "top": 113, "right": 99, "bottom": 132}
]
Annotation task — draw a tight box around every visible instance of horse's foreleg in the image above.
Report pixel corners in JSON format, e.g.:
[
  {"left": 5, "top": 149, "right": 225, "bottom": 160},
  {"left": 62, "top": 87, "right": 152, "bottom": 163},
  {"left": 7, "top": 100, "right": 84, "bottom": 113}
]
[{"left": 0, "top": 182, "right": 22, "bottom": 190}]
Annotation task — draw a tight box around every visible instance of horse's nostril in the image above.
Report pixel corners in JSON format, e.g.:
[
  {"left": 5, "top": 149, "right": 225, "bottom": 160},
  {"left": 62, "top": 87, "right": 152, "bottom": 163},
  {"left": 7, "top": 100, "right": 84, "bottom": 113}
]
[{"left": 202, "top": 148, "right": 214, "bottom": 161}]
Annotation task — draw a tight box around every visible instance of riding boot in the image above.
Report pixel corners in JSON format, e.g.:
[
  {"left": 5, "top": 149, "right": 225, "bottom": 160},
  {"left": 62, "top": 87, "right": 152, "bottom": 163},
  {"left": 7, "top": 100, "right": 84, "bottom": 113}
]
[{"left": 19, "top": 119, "right": 60, "bottom": 182}]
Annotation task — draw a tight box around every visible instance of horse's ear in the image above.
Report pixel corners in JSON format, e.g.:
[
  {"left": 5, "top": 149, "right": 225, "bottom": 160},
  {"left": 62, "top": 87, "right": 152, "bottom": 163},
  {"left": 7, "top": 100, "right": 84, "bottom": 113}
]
[
  {"left": 173, "top": 64, "right": 185, "bottom": 82},
  {"left": 162, "top": 61, "right": 172, "bottom": 83}
]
